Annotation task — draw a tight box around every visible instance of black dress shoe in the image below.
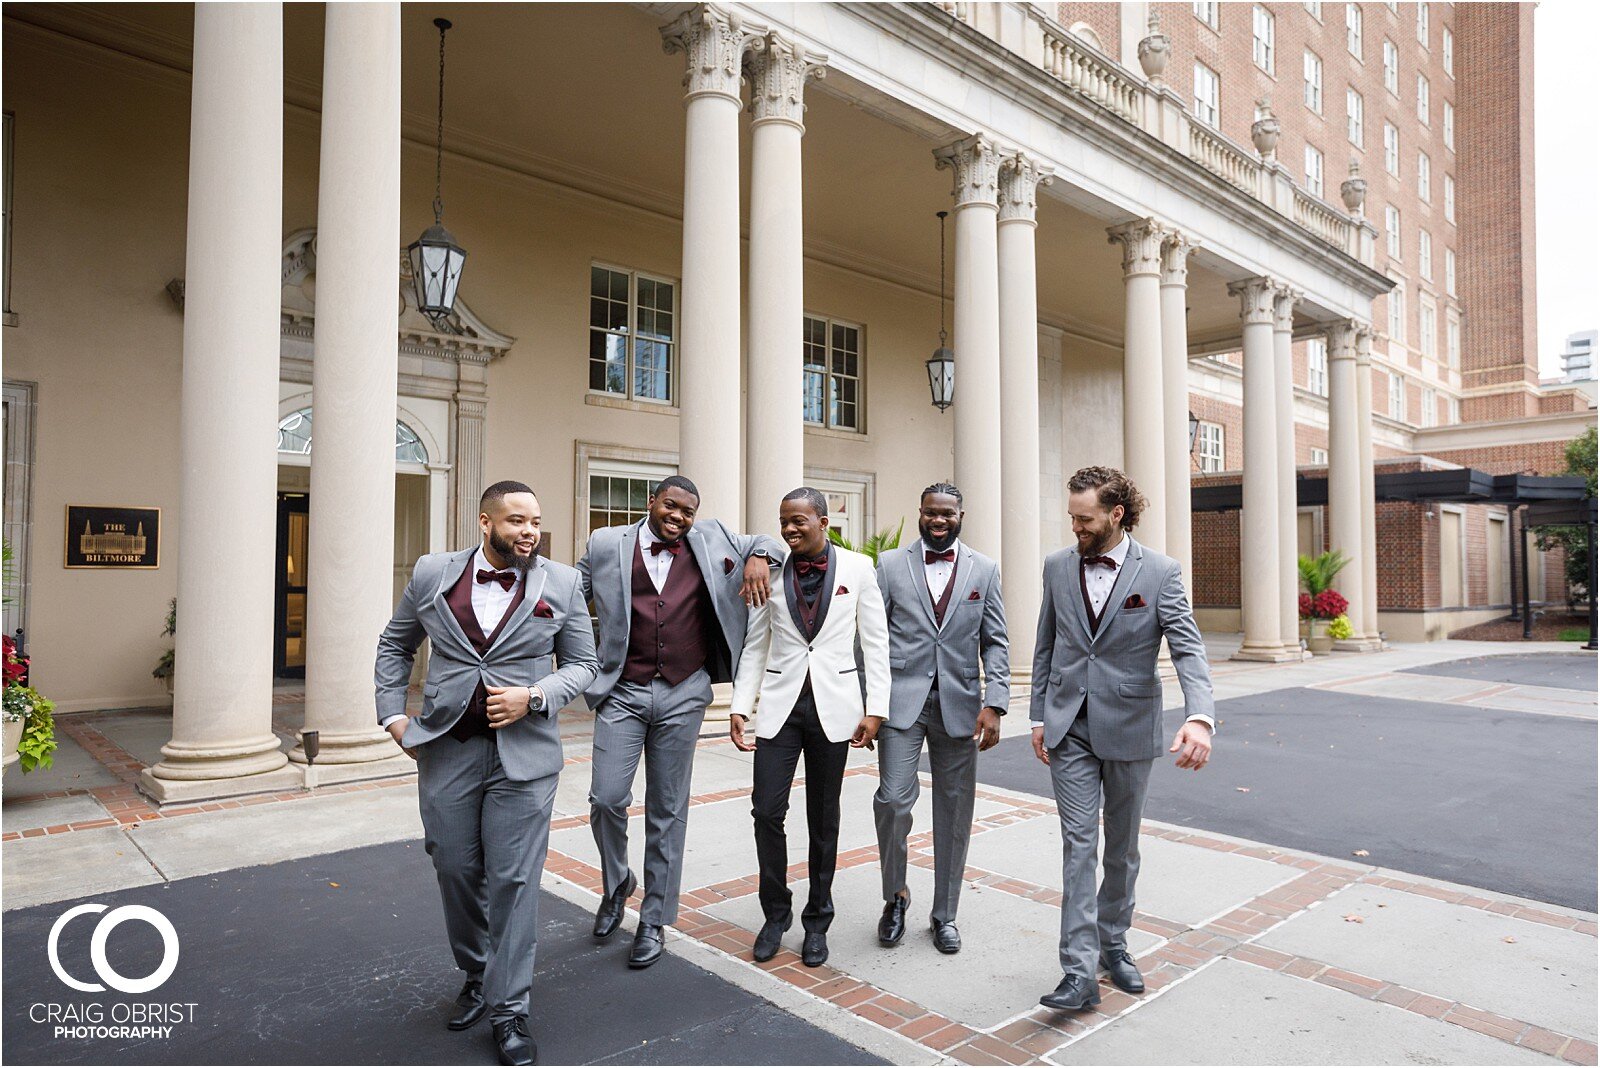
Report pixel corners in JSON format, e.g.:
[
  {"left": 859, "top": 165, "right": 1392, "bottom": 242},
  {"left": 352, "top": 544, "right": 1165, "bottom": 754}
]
[
  {"left": 1100, "top": 948, "right": 1145, "bottom": 994},
  {"left": 628, "top": 924, "right": 664, "bottom": 969},
  {"left": 931, "top": 919, "right": 962, "bottom": 955},
  {"left": 1039, "top": 973, "right": 1101, "bottom": 1012},
  {"left": 801, "top": 932, "right": 829, "bottom": 967},
  {"left": 752, "top": 916, "right": 791, "bottom": 962},
  {"left": 878, "top": 893, "right": 909, "bottom": 946},
  {"left": 592, "top": 870, "right": 637, "bottom": 940},
  {"left": 493, "top": 1016, "right": 536, "bottom": 1066},
  {"left": 446, "top": 979, "right": 486, "bottom": 1031}
]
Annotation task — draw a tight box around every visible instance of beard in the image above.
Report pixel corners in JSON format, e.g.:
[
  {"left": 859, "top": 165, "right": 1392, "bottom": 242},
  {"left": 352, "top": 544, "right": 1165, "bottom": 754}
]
[
  {"left": 488, "top": 529, "right": 536, "bottom": 572},
  {"left": 920, "top": 519, "right": 961, "bottom": 553},
  {"left": 1076, "top": 527, "right": 1115, "bottom": 556}
]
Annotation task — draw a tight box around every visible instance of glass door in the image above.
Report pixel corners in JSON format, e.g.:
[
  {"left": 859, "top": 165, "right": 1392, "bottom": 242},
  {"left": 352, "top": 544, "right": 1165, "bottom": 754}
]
[{"left": 274, "top": 493, "right": 309, "bottom": 678}]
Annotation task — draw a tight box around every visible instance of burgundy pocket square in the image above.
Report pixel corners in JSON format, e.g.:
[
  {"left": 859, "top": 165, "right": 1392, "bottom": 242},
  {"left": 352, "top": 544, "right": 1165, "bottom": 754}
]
[
  {"left": 723, "top": 557, "right": 736, "bottom": 575},
  {"left": 967, "top": 589, "right": 981, "bottom": 601},
  {"left": 533, "top": 599, "right": 555, "bottom": 618},
  {"left": 1123, "top": 594, "right": 1147, "bottom": 610},
  {"left": 836, "top": 585, "right": 849, "bottom": 595}
]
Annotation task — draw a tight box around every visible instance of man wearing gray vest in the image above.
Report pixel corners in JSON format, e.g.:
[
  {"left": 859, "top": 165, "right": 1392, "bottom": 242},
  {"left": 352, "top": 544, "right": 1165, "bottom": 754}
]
[
  {"left": 1031, "top": 466, "right": 1215, "bottom": 1013},
  {"left": 376, "top": 480, "right": 599, "bottom": 1066},
  {"left": 873, "top": 482, "right": 1010, "bottom": 954},
  {"left": 577, "top": 475, "right": 784, "bottom": 970}
]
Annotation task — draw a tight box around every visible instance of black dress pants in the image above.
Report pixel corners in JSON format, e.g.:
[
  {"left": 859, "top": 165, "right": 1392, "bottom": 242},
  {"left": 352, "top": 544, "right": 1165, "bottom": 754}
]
[{"left": 751, "top": 687, "right": 850, "bottom": 933}]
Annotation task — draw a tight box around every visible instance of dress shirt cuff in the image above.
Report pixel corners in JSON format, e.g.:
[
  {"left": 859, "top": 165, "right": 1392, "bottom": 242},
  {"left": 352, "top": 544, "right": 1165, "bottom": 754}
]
[
  {"left": 379, "top": 714, "right": 407, "bottom": 731},
  {"left": 1184, "top": 712, "right": 1215, "bottom": 732}
]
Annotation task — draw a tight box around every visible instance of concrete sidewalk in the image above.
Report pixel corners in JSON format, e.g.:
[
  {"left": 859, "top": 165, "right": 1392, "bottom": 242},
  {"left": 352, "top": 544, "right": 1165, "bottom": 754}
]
[{"left": 3, "top": 640, "right": 1595, "bottom": 1065}]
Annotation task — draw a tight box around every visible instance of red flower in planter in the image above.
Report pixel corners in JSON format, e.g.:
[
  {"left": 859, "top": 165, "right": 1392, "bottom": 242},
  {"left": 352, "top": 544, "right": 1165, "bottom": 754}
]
[
  {"left": 1298, "top": 593, "right": 1314, "bottom": 621},
  {"left": 1310, "top": 590, "right": 1349, "bottom": 620},
  {"left": 2, "top": 635, "right": 26, "bottom": 686}
]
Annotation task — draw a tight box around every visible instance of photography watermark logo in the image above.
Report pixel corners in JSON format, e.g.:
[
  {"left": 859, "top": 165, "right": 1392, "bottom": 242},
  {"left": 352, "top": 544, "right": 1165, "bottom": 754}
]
[{"left": 30, "top": 903, "right": 198, "bottom": 1041}]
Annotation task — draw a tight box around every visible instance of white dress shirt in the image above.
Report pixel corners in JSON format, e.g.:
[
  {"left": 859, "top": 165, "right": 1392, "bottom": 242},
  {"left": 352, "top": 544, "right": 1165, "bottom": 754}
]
[
  {"left": 919, "top": 538, "right": 959, "bottom": 602},
  {"left": 636, "top": 521, "right": 679, "bottom": 593},
  {"left": 1082, "top": 532, "right": 1130, "bottom": 616}
]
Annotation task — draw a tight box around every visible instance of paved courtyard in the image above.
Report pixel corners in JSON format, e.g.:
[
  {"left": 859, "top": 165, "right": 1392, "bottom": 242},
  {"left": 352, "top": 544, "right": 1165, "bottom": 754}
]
[{"left": 3, "top": 640, "right": 1595, "bottom": 1065}]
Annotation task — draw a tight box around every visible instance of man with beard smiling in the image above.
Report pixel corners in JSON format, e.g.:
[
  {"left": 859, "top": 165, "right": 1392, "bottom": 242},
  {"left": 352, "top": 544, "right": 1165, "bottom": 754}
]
[
  {"left": 1030, "top": 466, "right": 1214, "bottom": 1014},
  {"left": 873, "top": 482, "right": 1009, "bottom": 954},
  {"left": 376, "top": 480, "right": 598, "bottom": 1065},
  {"left": 577, "top": 475, "right": 784, "bottom": 970}
]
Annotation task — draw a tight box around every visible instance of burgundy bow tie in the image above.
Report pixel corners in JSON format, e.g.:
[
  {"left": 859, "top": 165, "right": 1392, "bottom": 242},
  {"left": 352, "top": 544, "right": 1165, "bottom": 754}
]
[
  {"left": 649, "top": 540, "right": 683, "bottom": 557},
  {"left": 925, "top": 548, "right": 956, "bottom": 564},
  {"left": 794, "top": 556, "right": 829, "bottom": 576},
  {"left": 1083, "top": 555, "right": 1118, "bottom": 570},
  {"left": 476, "top": 568, "right": 517, "bottom": 591}
]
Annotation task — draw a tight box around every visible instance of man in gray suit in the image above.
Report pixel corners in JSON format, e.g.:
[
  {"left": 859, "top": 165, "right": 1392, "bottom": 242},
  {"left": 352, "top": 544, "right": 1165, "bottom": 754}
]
[
  {"left": 874, "top": 482, "right": 1009, "bottom": 954},
  {"left": 376, "top": 480, "right": 598, "bottom": 1066},
  {"left": 577, "top": 475, "right": 784, "bottom": 969},
  {"left": 1030, "top": 466, "right": 1214, "bottom": 1013}
]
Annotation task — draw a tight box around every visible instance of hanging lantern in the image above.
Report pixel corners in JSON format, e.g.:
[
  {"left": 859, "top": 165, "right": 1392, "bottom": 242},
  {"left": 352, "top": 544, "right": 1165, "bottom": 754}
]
[
  {"left": 1188, "top": 410, "right": 1200, "bottom": 453},
  {"left": 408, "top": 18, "right": 468, "bottom": 329},
  {"left": 926, "top": 210, "right": 955, "bottom": 412}
]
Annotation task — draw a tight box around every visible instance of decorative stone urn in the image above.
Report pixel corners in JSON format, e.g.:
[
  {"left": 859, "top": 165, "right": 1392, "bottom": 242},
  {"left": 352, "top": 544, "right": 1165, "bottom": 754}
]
[
  {"left": 1250, "top": 97, "right": 1280, "bottom": 163},
  {"left": 1340, "top": 160, "right": 1367, "bottom": 217},
  {"left": 2, "top": 717, "right": 22, "bottom": 776},
  {"left": 1137, "top": 13, "right": 1170, "bottom": 85}
]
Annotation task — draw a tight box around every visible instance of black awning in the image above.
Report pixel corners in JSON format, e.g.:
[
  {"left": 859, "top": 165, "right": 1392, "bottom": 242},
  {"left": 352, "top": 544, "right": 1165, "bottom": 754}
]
[{"left": 1192, "top": 467, "right": 1592, "bottom": 512}]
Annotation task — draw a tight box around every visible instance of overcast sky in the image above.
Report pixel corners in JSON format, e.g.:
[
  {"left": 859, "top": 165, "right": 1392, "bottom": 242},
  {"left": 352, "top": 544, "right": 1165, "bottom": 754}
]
[{"left": 1535, "top": 0, "right": 1600, "bottom": 374}]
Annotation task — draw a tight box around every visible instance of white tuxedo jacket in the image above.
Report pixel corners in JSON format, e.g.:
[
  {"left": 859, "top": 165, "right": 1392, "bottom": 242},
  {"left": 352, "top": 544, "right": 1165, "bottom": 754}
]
[{"left": 730, "top": 544, "right": 892, "bottom": 743}]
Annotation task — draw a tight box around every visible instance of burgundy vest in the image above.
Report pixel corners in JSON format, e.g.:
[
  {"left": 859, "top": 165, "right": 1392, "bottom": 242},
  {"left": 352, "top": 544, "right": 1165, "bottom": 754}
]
[
  {"left": 1078, "top": 558, "right": 1105, "bottom": 636},
  {"left": 444, "top": 562, "right": 526, "bottom": 741},
  {"left": 621, "top": 540, "right": 714, "bottom": 686},
  {"left": 928, "top": 568, "right": 959, "bottom": 627}
]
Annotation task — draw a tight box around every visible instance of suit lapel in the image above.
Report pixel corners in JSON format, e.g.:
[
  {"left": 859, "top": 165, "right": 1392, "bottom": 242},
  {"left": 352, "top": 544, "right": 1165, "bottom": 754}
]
[
  {"left": 783, "top": 558, "right": 810, "bottom": 638},
  {"left": 942, "top": 544, "right": 975, "bottom": 633},
  {"left": 618, "top": 521, "right": 641, "bottom": 620},
  {"left": 487, "top": 558, "right": 547, "bottom": 654},
  {"left": 432, "top": 547, "right": 478, "bottom": 652},
  {"left": 905, "top": 545, "right": 938, "bottom": 631},
  {"left": 686, "top": 524, "right": 717, "bottom": 593},
  {"left": 1091, "top": 536, "right": 1144, "bottom": 643},
  {"left": 1063, "top": 548, "right": 1094, "bottom": 642},
  {"left": 813, "top": 543, "right": 838, "bottom": 633}
]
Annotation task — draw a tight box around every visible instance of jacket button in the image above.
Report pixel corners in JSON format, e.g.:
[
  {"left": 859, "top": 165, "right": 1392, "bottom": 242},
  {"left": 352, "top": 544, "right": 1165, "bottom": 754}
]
[
  {"left": 1078, "top": 686, "right": 1086, "bottom": 693},
  {"left": 927, "top": 670, "right": 935, "bottom": 677},
  {"left": 1089, "top": 654, "right": 1096, "bottom": 661}
]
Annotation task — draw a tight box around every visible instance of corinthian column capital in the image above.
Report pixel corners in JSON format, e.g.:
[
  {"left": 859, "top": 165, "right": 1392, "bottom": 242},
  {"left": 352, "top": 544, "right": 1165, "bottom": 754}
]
[
  {"left": 747, "top": 32, "right": 827, "bottom": 128},
  {"left": 1228, "top": 276, "right": 1280, "bottom": 326},
  {"left": 1159, "top": 230, "right": 1198, "bottom": 287},
  {"left": 1325, "top": 319, "right": 1361, "bottom": 360},
  {"left": 1107, "top": 218, "right": 1168, "bottom": 278},
  {"left": 934, "top": 133, "right": 1003, "bottom": 209},
  {"left": 997, "top": 152, "right": 1053, "bottom": 223},
  {"left": 1272, "top": 285, "right": 1301, "bottom": 333},
  {"left": 661, "top": 4, "right": 764, "bottom": 103},
  {"left": 1353, "top": 323, "right": 1374, "bottom": 364}
]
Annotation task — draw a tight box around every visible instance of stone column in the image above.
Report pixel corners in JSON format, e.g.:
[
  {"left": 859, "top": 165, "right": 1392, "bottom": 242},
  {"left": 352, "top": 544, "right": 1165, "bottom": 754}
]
[
  {"left": 1354, "top": 327, "right": 1381, "bottom": 642},
  {"left": 1325, "top": 320, "right": 1373, "bottom": 650},
  {"left": 1159, "top": 231, "right": 1197, "bottom": 595},
  {"left": 142, "top": 2, "right": 299, "bottom": 801},
  {"left": 745, "top": 33, "right": 824, "bottom": 534},
  {"left": 292, "top": 2, "right": 408, "bottom": 776},
  {"left": 663, "top": 5, "right": 759, "bottom": 522},
  {"left": 1108, "top": 219, "right": 1168, "bottom": 551},
  {"left": 1272, "top": 286, "right": 1305, "bottom": 656},
  {"left": 997, "top": 152, "right": 1051, "bottom": 682},
  {"left": 452, "top": 387, "right": 488, "bottom": 548},
  {"left": 933, "top": 134, "right": 1004, "bottom": 557},
  {"left": 1229, "top": 277, "right": 1296, "bottom": 662}
]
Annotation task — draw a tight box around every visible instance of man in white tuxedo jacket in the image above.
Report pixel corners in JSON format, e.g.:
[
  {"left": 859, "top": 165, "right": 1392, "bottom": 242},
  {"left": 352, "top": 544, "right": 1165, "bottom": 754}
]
[{"left": 730, "top": 487, "right": 892, "bottom": 969}]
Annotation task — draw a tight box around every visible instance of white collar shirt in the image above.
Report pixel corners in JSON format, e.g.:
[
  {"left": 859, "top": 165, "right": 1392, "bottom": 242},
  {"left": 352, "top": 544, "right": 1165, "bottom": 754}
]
[
  {"left": 636, "top": 521, "right": 680, "bottom": 594},
  {"left": 471, "top": 546, "right": 524, "bottom": 635},
  {"left": 1082, "top": 534, "right": 1131, "bottom": 616},
  {"left": 919, "top": 538, "right": 961, "bottom": 602}
]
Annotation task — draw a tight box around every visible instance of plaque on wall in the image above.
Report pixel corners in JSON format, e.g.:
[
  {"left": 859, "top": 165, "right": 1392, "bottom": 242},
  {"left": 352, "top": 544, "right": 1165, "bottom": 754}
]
[{"left": 65, "top": 506, "right": 160, "bottom": 569}]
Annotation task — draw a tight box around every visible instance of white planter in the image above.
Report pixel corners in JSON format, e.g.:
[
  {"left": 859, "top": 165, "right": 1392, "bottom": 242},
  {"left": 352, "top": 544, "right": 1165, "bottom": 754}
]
[{"left": 2, "top": 717, "right": 23, "bottom": 775}]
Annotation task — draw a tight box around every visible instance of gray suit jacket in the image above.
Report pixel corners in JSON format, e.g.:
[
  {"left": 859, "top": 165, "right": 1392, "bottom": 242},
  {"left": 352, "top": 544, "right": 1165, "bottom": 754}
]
[
  {"left": 876, "top": 541, "right": 1010, "bottom": 736},
  {"left": 576, "top": 518, "right": 785, "bottom": 706},
  {"left": 375, "top": 548, "right": 599, "bottom": 781},
  {"left": 1028, "top": 535, "right": 1214, "bottom": 761}
]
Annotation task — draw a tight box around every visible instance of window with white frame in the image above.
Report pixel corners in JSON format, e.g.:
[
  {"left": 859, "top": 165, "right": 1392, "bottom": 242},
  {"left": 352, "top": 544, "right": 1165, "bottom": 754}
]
[
  {"left": 1307, "top": 337, "right": 1329, "bottom": 396},
  {"left": 1416, "top": 74, "right": 1430, "bottom": 124},
  {"left": 1310, "top": 447, "right": 1329, "bottom": 465},
  {"left": 1194, "top": 63, "right": 1221, "bottom": 127},
  {"left": 1417, "top": 151, "right": 1431, "bottom": 201},
  {"left": 1197, "top": 421, "right": 1225, "bottom": 473},
  {"left": 1389, "top": 371, "right": 1406, "bottom": 420},
  {"left": 1383, "top": 123, "right": 1400, "bottom": 175},
  {"left": 585, "top": 458, "right": 676, "bottom": 537},
  {"left": 1347, "top": 88, "right": 1364, "bottom": 146},
  {"left": 803, "top": 314, "right": 863, "bottom": 431},
  {"left": 1419, "top": 297, "right": 1437, "bottom": 358},
  {"left": 1444, "top": 174, "right": 1456, "bottom": 222},
  {"left": 1419, "top": 229, "right": 1433, "bottom": 280},
  {"left": 589, "top": 265, "right": 677, "bottom": 403},
  {"left": 1443, "top": 27, "right": 1454, "bottom": 76},
  {"left": 1346, "top": 3, "right": 1363, "bottom": 57},
  {"left": 1304, "top": 50, "right": 1324, "bottom": 112},
  {"left": 1304, "top": 0, "right": 1323, "bottom": 18},
  {"left": 1305, "top": 144, "right": 1325, "bottom": 196},
  {"left": 1444, "top": 102, "right": 1455, "bottom": 150},
  {"left": 1416, "top": 2, "right": 1429, "bottom": 45},
  {"left": 1, "top": 112, "right": 12, "bottom": 319},
  {"left": 1445, "top": 248, "right": 1457, "bottom": 296},
  {"left": 1253, "top": 5, "right": 1276, "bottom": 72},
  {"left": 1193, "top": 1, "right": 1219, "bottom": 30},
  {"left": 1385, "top": 204, "right": 1402, "bottom": 259},
  {"left": 1446, "top": 313, "right": 1460, "bottom": 368},
  {"left": 1421, "top": 386, "right": 1437, "bottom": 427},
  {"left": 1388, "top": 285, "right": 1406, "bottom": 342},
  {"left": 1383, "top": 39, "right": 1399, "bottom": 94}
]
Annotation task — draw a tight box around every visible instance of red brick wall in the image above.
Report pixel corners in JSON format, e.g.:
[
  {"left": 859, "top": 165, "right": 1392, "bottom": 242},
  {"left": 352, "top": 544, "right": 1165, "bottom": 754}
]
[
  {"left": 1424, "top": 440, "right": 1572, "bottom": 476},
  {"left": 1056, "top": 2, "right": 1123, "bottom": 56}
]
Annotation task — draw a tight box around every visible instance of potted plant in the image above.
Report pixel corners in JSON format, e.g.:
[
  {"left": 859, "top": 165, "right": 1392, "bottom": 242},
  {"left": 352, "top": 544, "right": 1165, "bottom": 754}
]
[
  {"left": 1327, "top": 614, "right": 1354, "bottom": 643},
  {"left": 152, "top": 598, "right": 176, "bottom": 695},
  {"left": 827, "top": 519, "right": 905, "bottom": 565},
  {"left": 3, "top": 633, "right": 56, "bottom": 775},
  {"left": 1297, "top": 550, "right": 1350, "bottom": 655}
]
